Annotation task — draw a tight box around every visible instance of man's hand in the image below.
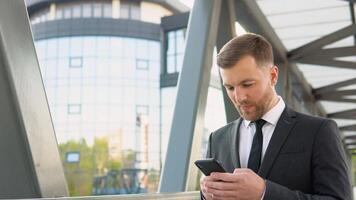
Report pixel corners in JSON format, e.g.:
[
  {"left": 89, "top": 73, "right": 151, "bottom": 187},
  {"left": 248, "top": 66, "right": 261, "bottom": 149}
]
[
  {"left": 201, "top": 168, "right": 265, "bottom": 200},
  {"left": 200, "top": 174, "right": 217, "bottom": 200}
]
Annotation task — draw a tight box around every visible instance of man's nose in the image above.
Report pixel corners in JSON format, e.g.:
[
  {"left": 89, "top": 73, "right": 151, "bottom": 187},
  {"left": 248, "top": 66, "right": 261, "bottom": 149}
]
[{"left": 234, "top": 88, "right": 246, "bottom": 104}]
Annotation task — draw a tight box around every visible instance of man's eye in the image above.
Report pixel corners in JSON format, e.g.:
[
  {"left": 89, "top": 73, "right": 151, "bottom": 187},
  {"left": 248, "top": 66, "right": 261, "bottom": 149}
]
[
  {"left": 226, "top": 86, "right": 234, "bottom": 91},
  {"left": 242, "top": 83, "right": 253, "bottom": 87}
]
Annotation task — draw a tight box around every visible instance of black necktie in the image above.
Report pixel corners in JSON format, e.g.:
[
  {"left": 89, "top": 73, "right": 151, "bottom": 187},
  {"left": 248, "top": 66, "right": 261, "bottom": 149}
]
[{"left": 247, "top": 119, "right": 266, "bottom": 173}]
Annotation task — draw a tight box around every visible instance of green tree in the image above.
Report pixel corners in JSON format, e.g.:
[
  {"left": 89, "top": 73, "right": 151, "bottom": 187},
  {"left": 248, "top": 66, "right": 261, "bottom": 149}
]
[
  {"left": 59, "top": 139, "right": 94, "bottom": 196},
  {"left": 59, "top": 137, "right": 124, "bottom": 196},
  {"left": 93, "top": 138, "right": 109, "bottom": 175},
  {"left": 122, "top": 149, "right": 136, "bottom": 168}
]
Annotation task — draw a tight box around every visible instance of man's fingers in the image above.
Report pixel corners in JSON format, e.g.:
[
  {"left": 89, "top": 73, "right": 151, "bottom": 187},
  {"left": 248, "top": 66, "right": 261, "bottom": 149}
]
[
  {"left": 206, "top": 187, "right": 237, "bottom": 198},
  {"left": 205, "top": 180, "right": 237, "bottom": 191},
  {"left": 233, "top": 168, "right": 253, "bottom": 174},
  {"left": 203, "top": 174, "right": 224, "bottom": 182},
  {"left": 210, "top": 172, "right": 238, "bottom": 182}
]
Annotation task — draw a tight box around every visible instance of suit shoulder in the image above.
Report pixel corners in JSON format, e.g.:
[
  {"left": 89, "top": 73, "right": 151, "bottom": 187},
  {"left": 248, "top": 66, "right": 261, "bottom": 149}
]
[
  {"left": 210, "top": 119, "right": 239, "bottom": 138},
  {"left": 295, "top": 110, "right": 335, "bottom": 124},
  {"left": 292, "top": 110, "right": 338, "bottom": 132}
]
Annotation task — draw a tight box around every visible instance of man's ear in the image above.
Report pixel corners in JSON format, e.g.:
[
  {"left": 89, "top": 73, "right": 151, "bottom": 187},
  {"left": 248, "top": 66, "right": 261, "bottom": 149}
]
[{"left": 270, "top": 65, "right": 278, "bottom": 86}]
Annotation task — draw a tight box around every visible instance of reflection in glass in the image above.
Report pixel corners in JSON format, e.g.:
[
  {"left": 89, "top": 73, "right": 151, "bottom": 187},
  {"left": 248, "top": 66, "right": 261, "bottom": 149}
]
[
  {"left": 165, "top": 29, "right": 186, "bottom": 74},
  {"left": 68, "top": 104, "right": 82, "bottom": 115},
  {"left": 69, "top": 57, "right": 83, "bottom": 68},
  {"left": 82, "top": 3, "right": 92, "bottom": 18},
  {"left": 34, "top": 8, "right": 226, "bottom": 198},
  {"left": 30, "top": 1, "right": 144, "bottom": 24},
  {"left": 93, "top": 3, "right": 102, "bottom": 18},
  {"left": 36, "top": 36, "right": 161, "bottom": 196}
]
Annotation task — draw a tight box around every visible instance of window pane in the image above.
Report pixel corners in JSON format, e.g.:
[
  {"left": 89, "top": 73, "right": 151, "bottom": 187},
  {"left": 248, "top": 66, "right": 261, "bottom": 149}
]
[
  {"left": 68, "top": 104, "right": 81, "bottom": 114},
  {"left": 69, "top": 57, "right": 83, "bottom": 68},
  {"left": 82, "top": 3, "right": 92, "bottom": 18},
  {"left": 120, "top": 4, "right": 129, "bottom": 19},
  {"left": 56, "top": 8, "right": 63, "bottom": 19},
  {"left": 93, "top": 3, "right": 102, "bottom": 18},
  {"left": 66, "top": 152, "right": 80, "bottom": 163},
  {"left": 130, "top": 3, "right": 140, "bottom": 20},
  {"left": 72, "top": 5, "right": 81, "bottom": 18},
  {"left": 63, "top": 7, "right": 71, "bottom": 19},
  {"left": 136, "top": 59, "right": 149, "bottom": 70},
  {"left": 176, "top": 35, "right": 185, "bottom": 53},
  {"left": 167, "top": 32, "right": 175, "bottom": 55},
  {"left": 136, "top": 105, "right": 149, "bottom": 115},
  {"left": 167, "top": 56, "right": 175, "bottom": 73},
  {"left": 103, "top": 3, "right": 112, "bottom": 18},
  {"left": 40, "top": 13, "right": 47, "bottom": 22},
  {"left": 176, "top": 54, "right": 183, "bottom": 72}
]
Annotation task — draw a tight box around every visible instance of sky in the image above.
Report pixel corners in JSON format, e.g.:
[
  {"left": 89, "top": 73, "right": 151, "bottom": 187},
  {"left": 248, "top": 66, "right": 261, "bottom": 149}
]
[
  {"left": 178, "top": 0, "right": 247, "bottom": 34},
  {"left": 179, "top": 0, "right": 194, "bottom": 8}
]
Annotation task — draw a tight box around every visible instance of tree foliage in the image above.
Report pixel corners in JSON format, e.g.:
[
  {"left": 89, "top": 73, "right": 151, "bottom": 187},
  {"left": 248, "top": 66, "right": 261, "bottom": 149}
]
[{"left": 59, "top": 138, "right": 123, "bottom": 196}]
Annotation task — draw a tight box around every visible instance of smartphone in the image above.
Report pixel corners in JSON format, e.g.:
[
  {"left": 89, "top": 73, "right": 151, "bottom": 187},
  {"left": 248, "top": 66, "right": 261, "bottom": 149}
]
[{"left": 195, "top": 158, "right": 226, "bottom": 176}]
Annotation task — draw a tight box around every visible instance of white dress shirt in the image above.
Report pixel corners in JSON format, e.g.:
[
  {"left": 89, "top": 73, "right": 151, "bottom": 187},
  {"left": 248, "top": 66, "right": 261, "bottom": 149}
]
[{"left": 239, "top": 96, "right": 285, "bottom": 168}]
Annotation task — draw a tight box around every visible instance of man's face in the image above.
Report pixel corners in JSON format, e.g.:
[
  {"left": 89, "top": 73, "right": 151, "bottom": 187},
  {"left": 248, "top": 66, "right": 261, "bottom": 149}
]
[{"left": 220, "top": 55, "right": 278, "bottom": 121}]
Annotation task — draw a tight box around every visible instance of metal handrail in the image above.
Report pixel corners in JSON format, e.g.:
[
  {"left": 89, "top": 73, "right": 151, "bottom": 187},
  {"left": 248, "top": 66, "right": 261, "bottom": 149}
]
[{"left": 30, "top": 191, "right": 200, "bottom": 200}]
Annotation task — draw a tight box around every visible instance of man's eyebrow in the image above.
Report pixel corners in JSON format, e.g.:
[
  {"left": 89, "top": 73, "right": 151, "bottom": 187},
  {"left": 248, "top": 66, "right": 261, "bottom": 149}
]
[
  {"left": 241, "top": 79, "right": 254, "bottom": 82},
  {"left": 223, "top": 79, "right": 255, "bottom": 86}
]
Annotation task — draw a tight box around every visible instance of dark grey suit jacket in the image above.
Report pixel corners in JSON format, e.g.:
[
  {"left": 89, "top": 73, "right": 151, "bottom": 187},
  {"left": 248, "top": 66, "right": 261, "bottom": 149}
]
[{"left": 206, "top": 107, "right": 352, "bottom": 200}]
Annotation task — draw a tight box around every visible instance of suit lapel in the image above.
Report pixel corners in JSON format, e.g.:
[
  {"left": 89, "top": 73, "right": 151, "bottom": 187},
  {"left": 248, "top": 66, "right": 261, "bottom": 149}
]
[
  {"left": 258, "top": 107, "right": 297, "bottom": 178},
  {"left": 231, "top": 118, "right": 242, "bottom": 169}
]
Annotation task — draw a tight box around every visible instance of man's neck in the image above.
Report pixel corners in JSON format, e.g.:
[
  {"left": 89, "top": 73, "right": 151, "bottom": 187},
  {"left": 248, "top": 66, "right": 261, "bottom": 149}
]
[{"left": 266, "top": 94, "right": 279, "bottom": 114}]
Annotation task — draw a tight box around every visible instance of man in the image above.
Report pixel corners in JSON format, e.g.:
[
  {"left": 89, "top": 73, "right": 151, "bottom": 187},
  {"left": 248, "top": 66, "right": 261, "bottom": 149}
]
[{"left": 200, "top": 33, "right": 352, "bottom": 200}]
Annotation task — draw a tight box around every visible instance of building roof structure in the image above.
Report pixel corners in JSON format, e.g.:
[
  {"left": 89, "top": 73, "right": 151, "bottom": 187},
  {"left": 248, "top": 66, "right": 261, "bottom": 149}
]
[{"left": 254, "top": 0, "right": 356, "bottom": 150}]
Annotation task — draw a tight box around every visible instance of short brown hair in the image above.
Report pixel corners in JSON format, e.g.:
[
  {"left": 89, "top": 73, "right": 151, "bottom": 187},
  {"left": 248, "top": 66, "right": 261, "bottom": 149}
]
[{"left": 217, "top": 33, "right": 273, "bottom": 69}]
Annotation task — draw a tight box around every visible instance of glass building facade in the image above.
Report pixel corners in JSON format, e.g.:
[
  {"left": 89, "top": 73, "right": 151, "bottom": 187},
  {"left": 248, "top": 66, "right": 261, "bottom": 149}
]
[
  {"left": 36, "top": 36, "right": 161, "bottom": 165},
  {"left": 28, "top": 0, "right": 226, "bottom": 196}
]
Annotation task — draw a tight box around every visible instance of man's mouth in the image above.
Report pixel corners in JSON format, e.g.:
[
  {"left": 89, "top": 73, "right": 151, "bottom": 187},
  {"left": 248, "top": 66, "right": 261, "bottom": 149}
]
[{"left": 240, "top": 105, "right": 253, "bottom": 112}]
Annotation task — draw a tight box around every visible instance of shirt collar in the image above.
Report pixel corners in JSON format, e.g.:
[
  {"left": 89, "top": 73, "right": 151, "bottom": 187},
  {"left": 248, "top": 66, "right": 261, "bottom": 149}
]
[{"left": 243, "top": 96, "right": 285, "bottom": 127}]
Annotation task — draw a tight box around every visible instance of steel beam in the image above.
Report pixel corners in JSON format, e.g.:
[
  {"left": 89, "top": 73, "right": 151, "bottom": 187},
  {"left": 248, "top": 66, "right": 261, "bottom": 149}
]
[
  {"left": 313, "top": 77, "right": 356, "bottom": 95},
  {"left": 347, "top": 144, "right": 356, "bottom": 150},
  {"left": 301, "top": 46, "right": 356, "bottom": 60},
  {"left": 298, "top": 58, "right": 356, "bottom": 70},
  {"left": 344, "top": 139, "right": 356, "bottom": 145},
  {"left": 288, "top": 24, "right": 356, "bottom": 60},
  {"left": 327, "top": 108, "right": 356, "bottom": 119},
  {"left": 315, "top": 89, "right": 356, "bottom": 100},
  {"left": 235, "top": 0, "right": 286, "bottom": 63},
  {"left": 216, "top": 0, "right": 239, "bottom": 123},
  {"left": 340, "top": 124, "right": 356, "bottom": 131},
  {"left": 318, "top": 97, "right": 356, "bottom": 103},
  {"left": 349, "top": 0, "right": 356, "bottom": 44},
  {"left": 159, "top": 0, "right": 222, "bottom": 192},
  {"left": 0, "top": 0, "right": 67, "bottom": 198},
  {"left": 345, "top": 135, "right": 356, "bottom": 140}
]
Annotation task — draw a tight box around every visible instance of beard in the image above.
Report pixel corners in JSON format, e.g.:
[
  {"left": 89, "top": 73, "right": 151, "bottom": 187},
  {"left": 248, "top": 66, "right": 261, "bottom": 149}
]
[{"left": 236, "top": 89, "right": 275, "bottom": 121}]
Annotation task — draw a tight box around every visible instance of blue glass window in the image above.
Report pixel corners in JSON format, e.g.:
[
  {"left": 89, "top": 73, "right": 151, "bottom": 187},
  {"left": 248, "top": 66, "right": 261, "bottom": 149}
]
[
  {"left": 93, "top": 3, "right": 102, "bottom": 18},
  {"left": 69, "top": 57, "right": 83, "bottom": 68},
  {"left": 67, "top": 104, "right": 81, "bottom": 114},
  {"left": 65, "top": 152, "right": 80, "bottom": 163},
  {"left": 120, "top": 0, "right": 140, "bottom": 20},
  {"left": 136, "top": 59, "right": 149, "bottom": 70},
  {"left": 165, "top": 29, "right": 186, "bottom": 74}
]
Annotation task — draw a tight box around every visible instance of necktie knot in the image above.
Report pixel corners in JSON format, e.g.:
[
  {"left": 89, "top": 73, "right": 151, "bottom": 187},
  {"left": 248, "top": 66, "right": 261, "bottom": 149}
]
[{"left": 254, "top": 119, "right": 266, "bottom": 130}]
